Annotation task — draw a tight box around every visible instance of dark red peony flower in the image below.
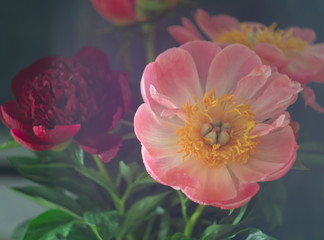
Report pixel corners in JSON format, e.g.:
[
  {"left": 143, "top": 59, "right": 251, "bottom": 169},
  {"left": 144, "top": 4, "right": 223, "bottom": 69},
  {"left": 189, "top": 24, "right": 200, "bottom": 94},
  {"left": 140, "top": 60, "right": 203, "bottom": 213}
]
[{"left": 0, "top": 46, "right": 131, "bottom": 162}]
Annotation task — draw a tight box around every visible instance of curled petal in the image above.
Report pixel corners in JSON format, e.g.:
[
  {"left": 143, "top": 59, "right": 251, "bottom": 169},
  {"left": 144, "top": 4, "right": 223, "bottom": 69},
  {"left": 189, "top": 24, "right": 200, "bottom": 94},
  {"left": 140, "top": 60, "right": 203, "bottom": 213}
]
[
  {"left": 251, "top": 113, "right": 290, "bottom": 137},
  {"left": 195, "top": 9, "right": 240, "bottom": 40},
  {"left": 0, "top": 101, "right": 32, "bottom": 130},
  {"left": 301, "top": 86, "right": 324, "bottom": 113},
  {"left": 134, "top": 104, "right": 181, "bottom": 158},
  {"left": 11, "top": 129, "right": 54, "bottom": 151},
  {"left": 33, "top": 124, "right": 80, "bottom": 144},
  {"left": 168, "top": 18, "right": 203, "bottom": 44}
]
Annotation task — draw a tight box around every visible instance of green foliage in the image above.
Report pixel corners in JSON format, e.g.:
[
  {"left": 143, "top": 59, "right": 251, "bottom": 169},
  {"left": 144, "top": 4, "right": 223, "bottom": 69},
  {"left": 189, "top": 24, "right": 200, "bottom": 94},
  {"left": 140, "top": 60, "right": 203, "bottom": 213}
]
[
  {"left": 0, "top": 137, "right": 21, "bottom": 150},
  {"left": 18, "top": 209, "right": 81, "bottom": 240},
  {"left": 84, "top": 211, "right": 120, "bottom": 240}
]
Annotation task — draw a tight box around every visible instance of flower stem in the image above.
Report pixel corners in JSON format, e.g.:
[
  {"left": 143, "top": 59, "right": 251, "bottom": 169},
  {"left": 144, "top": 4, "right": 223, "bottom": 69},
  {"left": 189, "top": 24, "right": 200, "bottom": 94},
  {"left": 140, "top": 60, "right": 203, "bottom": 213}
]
[
  {"left": 183, "top": 204, "right": 205, "bottom": 238},
  {"left": 89, "top": 225, "right": 103, "bottom": 240},
  {"left": 92, "top": 154, "right": 112, "bottom": 182},
  {"left": 144, "top": 23, "right": 156, "bottom": 63},
  {"left": 177, "top": 191, "right": 189, "bottom": 223}
]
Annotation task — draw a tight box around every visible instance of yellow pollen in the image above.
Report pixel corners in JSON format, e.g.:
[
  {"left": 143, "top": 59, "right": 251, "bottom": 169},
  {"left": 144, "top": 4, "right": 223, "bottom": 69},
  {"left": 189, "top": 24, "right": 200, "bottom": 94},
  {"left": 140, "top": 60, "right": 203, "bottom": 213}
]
[
  {"left": 176, "top": 90, "right": 259, "bottom": 169},
  {"left": 214, "top": 23, "right": 307, "bottom": 54}
]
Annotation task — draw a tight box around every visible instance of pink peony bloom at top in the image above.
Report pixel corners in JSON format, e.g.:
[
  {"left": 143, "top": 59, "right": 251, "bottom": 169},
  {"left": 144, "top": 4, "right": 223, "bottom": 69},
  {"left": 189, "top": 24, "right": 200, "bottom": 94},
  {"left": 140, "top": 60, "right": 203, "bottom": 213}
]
[
  {"left": 134, "top": 41, "right": 301, "bottom": 209},
  {"left": 0, "top": 46, "right": 131, "bottom": 162},
  {"left": 91, "top": 0, "right": 179, "bottom": 25},
  {"left": 169, "top": 9, "right": 324, "bottom": 113}
]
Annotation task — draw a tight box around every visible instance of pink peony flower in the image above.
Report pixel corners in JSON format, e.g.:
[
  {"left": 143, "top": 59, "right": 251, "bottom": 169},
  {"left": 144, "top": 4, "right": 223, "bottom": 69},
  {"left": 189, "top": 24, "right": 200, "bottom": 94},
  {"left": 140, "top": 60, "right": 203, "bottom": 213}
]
[
  {"left": 91, "top": 0, "right": 179, "bottom": 25},
  {"left": 169, "top": 9, "right": 324, "bottom": 113},
  {"left": 0, "top": 46, "right": 131, "bottom": 162},
  {"left": 134, "top": 41, "right": 301, "bottom": 209}
]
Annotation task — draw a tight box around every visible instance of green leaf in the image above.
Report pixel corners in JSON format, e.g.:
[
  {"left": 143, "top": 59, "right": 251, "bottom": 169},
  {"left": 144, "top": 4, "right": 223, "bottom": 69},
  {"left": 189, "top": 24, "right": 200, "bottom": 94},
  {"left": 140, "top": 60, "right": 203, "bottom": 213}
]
[
  {"left": 119, "top": 192, "right": 169, "bottom": 236},
  {"left": 66, "top": 223, "right": 98, "bottom": 240},
  {"left": 12, "top": 185, "right": 82, "bottom": 218},
  {"left": 164, "top": 232, "right": 193, "bottom": 240},
  {"left": 84, "top": 211, "right": 119, "bottom": 240},
  {"left": 22, "top": 209, "right": 80, "bottom": 240},
  {"left": 119, "top": 161, "right": 132, "bottom": 184},
  {"left": 74, "top": 166, "right": 117, "bottom": 195},
  {"left": 203, "top": 223, "right": 237, "bottom": 240},
  {"left": 157, "top": 213, "right": 171, "bottom": 240},
  {"left": 233, "top": 228, "right": 277, "bottom": 240},
  {"left": 11, "top": 219, "right": 30, "bottom": 240},
  {"left": 0, "top": 137, "right": 21, "bottom": 150},
  {"left": 292, "top": 157, "right": 308, "bottom": 170},
  {"left": 67, "top": 143, "right": 84, "bottom": 165}
]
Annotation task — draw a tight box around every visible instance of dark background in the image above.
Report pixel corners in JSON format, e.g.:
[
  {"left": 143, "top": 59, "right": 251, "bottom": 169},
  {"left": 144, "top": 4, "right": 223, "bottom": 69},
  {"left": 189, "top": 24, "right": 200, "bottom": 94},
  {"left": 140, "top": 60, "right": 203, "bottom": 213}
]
[{"left": 1, "top": 0, "right": 324, "bottom": 239}]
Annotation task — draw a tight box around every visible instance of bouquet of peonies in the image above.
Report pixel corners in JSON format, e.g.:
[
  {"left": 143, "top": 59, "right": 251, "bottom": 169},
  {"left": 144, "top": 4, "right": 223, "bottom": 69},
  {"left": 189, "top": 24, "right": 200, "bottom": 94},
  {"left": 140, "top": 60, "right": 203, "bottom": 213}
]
[{"left": 1, "top": 1, "right": 324, "bottom": 240}]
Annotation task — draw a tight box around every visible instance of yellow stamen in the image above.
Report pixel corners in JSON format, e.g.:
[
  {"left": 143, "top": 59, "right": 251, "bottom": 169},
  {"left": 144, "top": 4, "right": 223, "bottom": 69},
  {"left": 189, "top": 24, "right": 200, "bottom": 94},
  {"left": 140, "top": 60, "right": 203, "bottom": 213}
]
[
  {"left": 215, "top": 22, "right": 307, "bottom": 54},
  {"left": 176, "top": 90, "right": 259, "bottom": 169}
]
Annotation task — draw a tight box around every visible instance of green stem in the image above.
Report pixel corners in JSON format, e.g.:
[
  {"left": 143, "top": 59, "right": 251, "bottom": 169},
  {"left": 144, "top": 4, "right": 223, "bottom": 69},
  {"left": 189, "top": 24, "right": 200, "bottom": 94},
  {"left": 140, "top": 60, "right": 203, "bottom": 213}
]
[
  {"left": 177, "top": 191, "right": 189, "bottom": 223},
  {"left": 89, "top": 225, "right": 103, "bottom": 240},
  {"left": 145, "top": 23, "right": 156, "bottom": 63},
  {"left": 143, "top": 218, "right": 155, "bottom": 240},
  {"left": 184, "top": 205, "right": 205, "bottom": 238},
  {"left": 92, "top": 154, "right": 112, "bottom": 182}
]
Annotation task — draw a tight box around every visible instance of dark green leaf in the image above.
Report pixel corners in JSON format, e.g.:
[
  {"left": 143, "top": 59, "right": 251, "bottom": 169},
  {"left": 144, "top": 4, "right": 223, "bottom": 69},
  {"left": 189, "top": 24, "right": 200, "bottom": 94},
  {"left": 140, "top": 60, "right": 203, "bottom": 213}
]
[
  {"left": 22, "top": 209, "right": 80, "bottom": 240},
  {"left": 164, "top": 232, "right": 193, "bottom": 240},
  {"left": 67, "top": 143, "right": 84, "bottom": 165},
  {"left": 203, "top": 223, "right": 237, "bottom": 240},
  {"left": 157, "top": 213, "right": 171, "bottom": 240},
  {"left": 74, "top": 166, "right": 117, "bottom": 195},
  {"left": 66, "top": 223, "right": 98, "bottom": 240},
  {"left": 84, "top": 211, "right": 119, "bottom": 240},
  {"left": 11, "top": 219, "right": 30, "bottom": 240},
  {"left": 119, "top": 161, "right": 132, "bottom": 184},
  {"left": 119, "top": 192, "right": 169, "bottom": 236},
  {"left": 0, "top": 137, "right": 21, "bottom": 150},
  {"left": 12, "top": 185, "right": 82, "bottom": 217},
  {"left": 292, "top": 158, "right": 308, "bottom": 170},
  {"left": 233, "top": 228, "right": 277, "bottom": 240}
]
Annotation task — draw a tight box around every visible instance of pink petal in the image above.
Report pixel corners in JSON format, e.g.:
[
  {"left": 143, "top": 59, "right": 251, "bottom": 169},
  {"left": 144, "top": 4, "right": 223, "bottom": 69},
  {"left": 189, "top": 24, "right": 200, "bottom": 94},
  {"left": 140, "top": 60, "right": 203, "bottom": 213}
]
[
  {"left": 74, "top": 132, "right": 122, "bottom": 163},
  {"left": 168, "top": 18, "right": 203, "bottom": 45},
  {"left": 251, "top": 113, "right": 290, "bottom": 137},
  {"left": 141, "top": 47, "right": 203, "bottom": 111},
  {"left": 195, "top": 9, "right": 240, "bottom": 40},
  {"left": 254, "top": 43, "right": 289, "bottom": 70},
  {"left": 250, "top": 72, "right": 301, "bottom": 122},
  {"left": 0, "top": 101, "right": 32, "bottom": 130},
  {"left": 206, "top": 44, "right": 262, "bottom": 96},
  {"left": 301, "top": 86, "right": 324, "bottom": 113},
  {"left": 142, "top": 147, "right": 239, "bottom": 203},
  {"left": 11, "top": 129, "right": 54, "bottom": 151},
  {"left": 283, "top": 45, "right": 324, "bottom": 85},
  {"left": 180, "top": 41, "right": 222, "bottom": 88},
  {"left": 212, "top": 181, "right": 260, "bottom": 209},
  {"left": 134, "top": 104, "right": 181, "bottom": 158},
  {"left": 33, "top": 124, "right": 80, "bottom": 144},
  {"left": 229, "top": 126, "right": 297, "bottom": 183},
  {"left": 234, "top": 65, "right": 271, "bottom": 101},
  {"left": 290, "top": 27, "right": 316, "bottom": 44}
]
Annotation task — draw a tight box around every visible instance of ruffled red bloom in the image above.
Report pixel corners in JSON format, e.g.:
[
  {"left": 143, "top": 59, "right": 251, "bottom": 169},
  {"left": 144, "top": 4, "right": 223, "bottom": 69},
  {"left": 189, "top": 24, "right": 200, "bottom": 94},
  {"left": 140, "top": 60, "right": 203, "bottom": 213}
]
[{"left": 0, "top": 47, "right": 131, "bottom": 162}]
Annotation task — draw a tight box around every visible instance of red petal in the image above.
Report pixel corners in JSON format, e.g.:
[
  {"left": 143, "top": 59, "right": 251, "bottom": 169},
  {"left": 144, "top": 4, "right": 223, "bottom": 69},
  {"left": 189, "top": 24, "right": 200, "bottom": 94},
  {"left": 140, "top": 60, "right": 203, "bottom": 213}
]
[
  {"left": 11, "top": 129, "right": 54, "bottom": 151},
  {"left": 75, "top": 132, "right": 122, "bottom": 163},
  {"left": 33, "top": 124, "right": 80, "bottom": 144},
  {"left": 0, "top": 101, "right": 32, "bottom": 130}
]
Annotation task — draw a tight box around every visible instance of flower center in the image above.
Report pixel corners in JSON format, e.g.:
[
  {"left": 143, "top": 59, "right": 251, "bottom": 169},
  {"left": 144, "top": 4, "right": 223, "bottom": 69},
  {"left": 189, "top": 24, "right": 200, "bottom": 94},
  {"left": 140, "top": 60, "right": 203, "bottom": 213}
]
[
  {"left": 214, "top": 23, "right": 307, "bottom": 54},
  {"left": 176, "top": 90, "right": 259, "bottom": 168}
]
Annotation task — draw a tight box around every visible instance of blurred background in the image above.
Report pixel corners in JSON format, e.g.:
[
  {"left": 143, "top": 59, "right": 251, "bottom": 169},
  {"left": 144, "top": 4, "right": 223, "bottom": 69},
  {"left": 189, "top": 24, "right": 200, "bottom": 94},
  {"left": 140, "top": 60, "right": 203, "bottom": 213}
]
[{"left": 1, "top": 0, "right": 324, "bottom": 239}]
